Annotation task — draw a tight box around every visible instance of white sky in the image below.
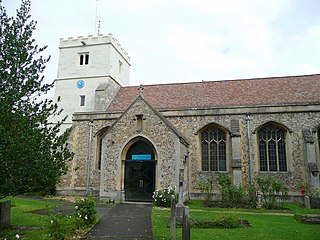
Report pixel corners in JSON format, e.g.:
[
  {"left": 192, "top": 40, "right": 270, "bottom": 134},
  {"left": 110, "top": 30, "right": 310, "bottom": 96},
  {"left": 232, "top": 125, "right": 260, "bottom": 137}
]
[{"left": 3, "top": 0, "right": 320, "bottom": 98}]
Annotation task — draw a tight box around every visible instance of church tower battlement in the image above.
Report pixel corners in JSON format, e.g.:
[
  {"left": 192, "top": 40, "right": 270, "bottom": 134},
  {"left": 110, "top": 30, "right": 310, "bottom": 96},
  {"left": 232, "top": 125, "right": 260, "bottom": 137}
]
[
  {"left": 57, "top": 33, "right": 130, "bottom": 84},
  {"left": 52, "top": 33, "right": 130, "bottom": 131}
]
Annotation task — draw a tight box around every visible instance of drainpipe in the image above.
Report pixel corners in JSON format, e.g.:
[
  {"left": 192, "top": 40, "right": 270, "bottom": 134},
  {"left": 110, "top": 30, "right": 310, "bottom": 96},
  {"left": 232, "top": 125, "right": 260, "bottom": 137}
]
[
  {"left": 86, "top": 120, "right": 94, "bottom": 195},
  {"left": 246, "top": 114, "right": 253, "bottom": 187},
  {"left": 187, "top": 152, "right": 190, "bottom": 201}
]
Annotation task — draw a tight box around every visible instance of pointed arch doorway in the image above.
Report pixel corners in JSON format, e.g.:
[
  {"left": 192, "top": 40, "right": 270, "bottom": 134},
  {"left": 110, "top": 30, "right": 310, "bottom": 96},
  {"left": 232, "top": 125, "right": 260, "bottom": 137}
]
[{"left": 124, "top": 139, "right": 156, "bottom": 202}]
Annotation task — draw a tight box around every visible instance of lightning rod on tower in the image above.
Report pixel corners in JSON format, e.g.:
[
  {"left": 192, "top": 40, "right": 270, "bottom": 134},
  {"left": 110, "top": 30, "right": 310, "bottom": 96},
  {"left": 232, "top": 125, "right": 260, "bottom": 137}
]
[{"left": 94, "top": 0, "right": 99, "bottom": 36}]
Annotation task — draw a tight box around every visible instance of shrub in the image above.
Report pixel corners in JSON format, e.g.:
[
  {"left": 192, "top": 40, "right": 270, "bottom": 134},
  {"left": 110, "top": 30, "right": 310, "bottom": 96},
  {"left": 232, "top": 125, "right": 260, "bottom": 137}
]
[
  {"left": 293, "top": 213, "right": 303, "bottom": 223},
  {"left": 74, "top": 197, "right": 97, "bottom": 226},
  {"left": 47, "top": 198, "right": 97, "bottom": 239},
  {"left": 217, "top": 175, "right": 246, "bottom": 207},
  {"left": 255, "top": 175, "right": 288, "bottom": 209},
  {"left": 47, "top": 213, "right": 78, "bottom": 240},
  {"left": 247, "top": 185, "right": 258, "bottom": 207},
  {"left": 198, "top": 176, "right": 215, "bottom": 204},
  {"left": 309, "top": 188, "right": 320, "bottom": 209},
  {"left": 309, "top": 187, "right": 320, "bottom": 198},
  {"left": 153, "top": 186, "right": 177, "bottom": 207}
]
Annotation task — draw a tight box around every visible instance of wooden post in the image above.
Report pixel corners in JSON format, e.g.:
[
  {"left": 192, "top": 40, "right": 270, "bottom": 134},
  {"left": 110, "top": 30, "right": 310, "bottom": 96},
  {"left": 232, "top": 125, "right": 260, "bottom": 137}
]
[
  {"left": 0, "top": 200, "right": 11, "bottom": 229},
  {"left": 170, "top": 195, "right": 176, "bottom": 240},
  {"left": 182, "top": 206, "right": 190, "bottom": 240}
]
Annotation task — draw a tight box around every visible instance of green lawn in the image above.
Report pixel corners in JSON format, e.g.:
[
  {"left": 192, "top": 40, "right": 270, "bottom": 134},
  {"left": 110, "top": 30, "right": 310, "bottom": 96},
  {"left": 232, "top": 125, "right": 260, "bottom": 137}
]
[
  {"left": 152, "top": 200, "right": 320, "bottom": 240},
  {"left": 0, "top": 196, "right": 60, "bottom": 239},
  {"left": 2, "top": 197, "right": 320, "bottom": 239}
]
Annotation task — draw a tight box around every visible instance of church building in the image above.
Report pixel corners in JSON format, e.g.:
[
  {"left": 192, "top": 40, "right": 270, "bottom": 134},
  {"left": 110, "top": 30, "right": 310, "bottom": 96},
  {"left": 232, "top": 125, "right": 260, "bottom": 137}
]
[{"left": 54, "top": 34, "right": 320, "bottom": 203}]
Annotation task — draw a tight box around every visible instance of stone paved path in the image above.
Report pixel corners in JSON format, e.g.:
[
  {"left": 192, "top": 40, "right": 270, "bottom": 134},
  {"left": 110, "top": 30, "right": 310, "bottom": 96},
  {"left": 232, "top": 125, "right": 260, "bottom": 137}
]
[{"left": 85, "top": 203, "right": 153, "bottom": 240}]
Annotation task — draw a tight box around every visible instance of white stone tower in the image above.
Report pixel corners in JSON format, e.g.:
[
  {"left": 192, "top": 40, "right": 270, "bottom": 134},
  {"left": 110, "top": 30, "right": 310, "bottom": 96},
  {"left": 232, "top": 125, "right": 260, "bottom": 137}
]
[{"left": 51, "top": 34, "right": 130, "bottom": 131}]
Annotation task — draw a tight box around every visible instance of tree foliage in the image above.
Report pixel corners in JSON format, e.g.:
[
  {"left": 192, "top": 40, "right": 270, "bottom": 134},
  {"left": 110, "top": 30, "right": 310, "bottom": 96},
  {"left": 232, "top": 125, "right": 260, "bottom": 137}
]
[
  {"left": 0, "top": 0, "right": 73, "bottom": 198},
  {"left": 255, "top": 175, "right": 288, "bottom": 209},
  {"left": 198, "top": 175, "right": 215, "bottom": 204}
]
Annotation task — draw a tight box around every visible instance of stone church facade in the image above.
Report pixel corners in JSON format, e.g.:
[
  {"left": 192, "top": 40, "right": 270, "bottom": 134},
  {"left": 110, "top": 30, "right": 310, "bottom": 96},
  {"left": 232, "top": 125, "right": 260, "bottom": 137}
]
[{"left": 54, "top": 34, "right": 320, "bottom": 202}]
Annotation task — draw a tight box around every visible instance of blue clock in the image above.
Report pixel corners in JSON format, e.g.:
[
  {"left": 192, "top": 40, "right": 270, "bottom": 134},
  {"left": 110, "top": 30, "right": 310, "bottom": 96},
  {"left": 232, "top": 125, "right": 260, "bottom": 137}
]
[{"left": 77, "top": 80, "right": 85, "bottom": 89}]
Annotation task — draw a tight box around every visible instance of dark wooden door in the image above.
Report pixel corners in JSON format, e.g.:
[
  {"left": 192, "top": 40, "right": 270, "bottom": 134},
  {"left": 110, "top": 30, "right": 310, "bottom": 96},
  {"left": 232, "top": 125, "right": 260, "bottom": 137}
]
[{"left": 124, "top": 161, "right": 155, "bottom": 202}]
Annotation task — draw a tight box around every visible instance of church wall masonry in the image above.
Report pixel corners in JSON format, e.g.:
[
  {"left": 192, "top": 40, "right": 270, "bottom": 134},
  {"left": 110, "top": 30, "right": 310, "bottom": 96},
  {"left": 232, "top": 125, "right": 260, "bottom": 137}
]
[
  {"left": 58, "top": 102, "right": 320, "bottom": 201},
  {"left": 58, "top": 97, "right": 190, "bottom": 202},
  {"left": 58, "top": 116, "right": 116, "bottom": 195},
  {"left": 164, "top": 104, "right": 320, "bottom": 197},
  {"left": 98, "top": 97, "right": 189, "bottom": 201}
]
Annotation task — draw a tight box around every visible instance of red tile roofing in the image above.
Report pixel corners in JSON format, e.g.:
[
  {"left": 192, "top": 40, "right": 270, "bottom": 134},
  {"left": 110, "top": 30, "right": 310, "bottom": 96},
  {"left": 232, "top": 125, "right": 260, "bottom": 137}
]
[{"left": 107, "top": 74, "right": 320, "bottom": 112}]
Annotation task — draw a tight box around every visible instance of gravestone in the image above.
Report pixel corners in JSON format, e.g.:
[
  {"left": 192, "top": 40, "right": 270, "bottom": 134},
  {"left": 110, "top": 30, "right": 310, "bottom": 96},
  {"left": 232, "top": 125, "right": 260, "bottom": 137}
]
[
  {"left": 170, "top": 195, "right": 176, "bottom": 240},
  {"left": 182, "top": 206, "right": 190, "bottom": 240},
  {"left": 175, "top": 203, "right": 185, "bottom": 225},
  {"left": 0, "top": 200, "right": 11, "bottom": 229}
]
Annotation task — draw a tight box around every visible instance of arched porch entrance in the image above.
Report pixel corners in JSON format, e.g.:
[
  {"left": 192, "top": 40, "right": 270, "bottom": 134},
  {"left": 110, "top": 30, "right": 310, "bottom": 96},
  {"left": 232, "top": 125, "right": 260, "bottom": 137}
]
[{"left": 124, "top": 138, "right": 156, "bottom": 202}]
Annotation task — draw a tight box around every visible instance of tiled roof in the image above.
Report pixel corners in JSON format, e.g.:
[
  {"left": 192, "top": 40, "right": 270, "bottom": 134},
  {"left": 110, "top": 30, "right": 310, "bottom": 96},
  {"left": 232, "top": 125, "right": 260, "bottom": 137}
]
[{"left": 106, "top": 74, "right": 320, "bottom": 112}]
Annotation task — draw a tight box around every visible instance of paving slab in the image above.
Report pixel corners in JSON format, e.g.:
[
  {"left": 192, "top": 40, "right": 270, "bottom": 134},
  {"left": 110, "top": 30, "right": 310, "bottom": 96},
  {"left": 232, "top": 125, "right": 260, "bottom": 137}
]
[{"left": 86, "top": 203, "right": 152, "bottom": 240}]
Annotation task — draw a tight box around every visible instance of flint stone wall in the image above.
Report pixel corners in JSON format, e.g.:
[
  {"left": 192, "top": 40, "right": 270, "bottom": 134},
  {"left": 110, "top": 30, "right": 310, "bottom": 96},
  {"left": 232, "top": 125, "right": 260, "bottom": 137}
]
[
  {"left": 58, "top": 103, "right": 320, "bottom": 199},
  {"left": 166, "top": 107, "right": 320, "bottom": 195}
]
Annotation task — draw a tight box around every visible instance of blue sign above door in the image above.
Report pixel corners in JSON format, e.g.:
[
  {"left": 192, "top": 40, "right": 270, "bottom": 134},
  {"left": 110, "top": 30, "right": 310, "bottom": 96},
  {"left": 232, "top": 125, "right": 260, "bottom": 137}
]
[{"left": 132, "top": 154, "right": 152, "bottom": 161}]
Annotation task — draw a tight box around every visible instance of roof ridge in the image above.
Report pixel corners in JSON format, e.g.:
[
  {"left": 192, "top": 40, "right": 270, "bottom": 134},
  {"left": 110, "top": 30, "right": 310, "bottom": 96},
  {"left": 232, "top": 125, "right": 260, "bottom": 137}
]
[{"left": 125, "top": 74, "right": 320, "bottom": 88}]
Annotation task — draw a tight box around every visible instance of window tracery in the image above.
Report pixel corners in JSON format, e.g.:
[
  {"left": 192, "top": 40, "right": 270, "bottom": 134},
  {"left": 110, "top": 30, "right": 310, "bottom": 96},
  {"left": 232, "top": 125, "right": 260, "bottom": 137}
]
[
  {"left": 201, "top": 126, "right": 226, "bottom": 171},
  {"left": 258, "top": 124, "right": 287, "bottom": 172}
]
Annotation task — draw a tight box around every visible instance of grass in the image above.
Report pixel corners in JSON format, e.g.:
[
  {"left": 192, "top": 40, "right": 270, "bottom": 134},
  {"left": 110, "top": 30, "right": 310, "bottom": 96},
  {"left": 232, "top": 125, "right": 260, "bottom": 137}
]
[
  {"left": 2, "top": 197, "right": 320, "bottom": 239},
  {"left": 0, "top": 196, "right": 61, "bottom": 239},
  {"left": 152, "top": 200, "right": 320, "bottom": 240}
]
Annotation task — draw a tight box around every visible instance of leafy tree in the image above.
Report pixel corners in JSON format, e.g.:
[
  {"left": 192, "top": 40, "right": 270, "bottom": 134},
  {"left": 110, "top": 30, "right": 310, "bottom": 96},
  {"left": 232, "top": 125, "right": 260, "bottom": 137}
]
[{"left": 0, "top": 0, "right": 73, "bottom": 199}]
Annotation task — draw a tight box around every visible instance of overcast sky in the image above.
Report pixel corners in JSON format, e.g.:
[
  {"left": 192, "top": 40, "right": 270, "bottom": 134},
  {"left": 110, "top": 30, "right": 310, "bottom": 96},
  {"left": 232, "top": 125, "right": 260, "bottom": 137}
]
[{"left": 3, "top": 0, "right": 320, "bottom": 98}]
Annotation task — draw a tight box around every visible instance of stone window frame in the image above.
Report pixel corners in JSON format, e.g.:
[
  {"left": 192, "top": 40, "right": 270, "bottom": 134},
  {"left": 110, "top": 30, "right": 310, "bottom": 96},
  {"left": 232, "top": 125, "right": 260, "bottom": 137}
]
[
  {"left": 318, "top": 128, "right": 320, "bottom": 161},
  {"left": 255, "top": 121, "right": 291, "bottom": 173},
  {"left": 314, "top": 125, "right": 320, "bottom": 163},
  {"left": 94, "top": 126, "right": 110, "bottom": 170},
  {"left": 80, "top": 95, "right": 85, "bottom": 106},
  {"left": 198, "top": 123, "right": 231, "bottom": 173},
  {"left": 79, "top": 52, "right": 90, "bottom": 65}
]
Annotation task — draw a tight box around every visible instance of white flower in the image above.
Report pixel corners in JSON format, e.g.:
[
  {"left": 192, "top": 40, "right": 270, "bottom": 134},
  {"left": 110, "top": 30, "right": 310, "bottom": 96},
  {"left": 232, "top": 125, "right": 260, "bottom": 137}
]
[
  {"left": 78, "top": 213, "right": 82, "bottom": 218},
  {"left": 75, "top": 205, "right": 78, "bottom": 209},
  {"left": 50, "top": 220, "right": 54, "bottom": 224},
  {"left": 84, "top": 215, "right": 88, "bottom": 220},
  {"left": 15, "top": 234, "right": 20, "bottom": 239}
]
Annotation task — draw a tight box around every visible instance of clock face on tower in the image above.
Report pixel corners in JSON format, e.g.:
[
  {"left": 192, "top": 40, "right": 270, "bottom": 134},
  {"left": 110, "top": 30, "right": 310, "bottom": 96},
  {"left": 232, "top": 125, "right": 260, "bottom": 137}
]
[{"left": 76, "top": 80, "right": 85, "bottom": 89}]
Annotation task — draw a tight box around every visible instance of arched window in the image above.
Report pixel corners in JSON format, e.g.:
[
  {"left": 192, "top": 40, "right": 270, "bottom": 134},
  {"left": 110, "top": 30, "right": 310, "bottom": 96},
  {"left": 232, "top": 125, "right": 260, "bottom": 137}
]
[
  {"left": 96, "top": 126, "right": 109, "bottom": 170},
  {"left": 79, "top": 52, "right": 89, "bottom": 65},
  {"left": 258, "top": 124, "right": 287, "bottom": 172},
  {"left": 201, "top": 126, "right": 226, "bottom": 171},
  {"left": 318, "top": 128, "right": 320, "bottom": 159}
]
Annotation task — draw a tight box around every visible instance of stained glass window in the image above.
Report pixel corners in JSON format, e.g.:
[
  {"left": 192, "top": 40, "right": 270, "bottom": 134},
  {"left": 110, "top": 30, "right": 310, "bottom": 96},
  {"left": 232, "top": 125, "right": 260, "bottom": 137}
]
[
  {"left": 318, "top": 128, "right": 320, "bottom": 161},
  {"left": 201, "top": 126, "right": 226, "bottom": 171},
  {"left": 258, "top": 125, "right": 287, "bottom": 172}
]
